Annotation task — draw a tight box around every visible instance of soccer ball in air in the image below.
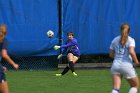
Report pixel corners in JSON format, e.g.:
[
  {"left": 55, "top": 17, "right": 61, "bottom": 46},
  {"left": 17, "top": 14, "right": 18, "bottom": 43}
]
[{"left": 47, "top": 30, "right": 54, "bottom": 38}]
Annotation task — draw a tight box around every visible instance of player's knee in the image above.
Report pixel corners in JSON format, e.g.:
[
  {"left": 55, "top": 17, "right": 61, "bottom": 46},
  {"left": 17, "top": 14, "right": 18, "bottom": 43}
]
[
  {"left": 135, "top": 82, "right": 139, "bottom": 89},
  {"left": 130, "top": 81, "right": 139, "bottom": 89},
  {"left": 134, "top": 78, "right": 139, "bottom": 89},
  {"left": 67, "top": 58, "right": 74, "bottom": 62}
]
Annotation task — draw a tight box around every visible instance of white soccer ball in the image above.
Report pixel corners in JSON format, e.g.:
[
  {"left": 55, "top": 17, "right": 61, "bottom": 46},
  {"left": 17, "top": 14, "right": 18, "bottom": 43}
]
[{"left": 47, "top": 30, "right": 54, "bottom": 38}]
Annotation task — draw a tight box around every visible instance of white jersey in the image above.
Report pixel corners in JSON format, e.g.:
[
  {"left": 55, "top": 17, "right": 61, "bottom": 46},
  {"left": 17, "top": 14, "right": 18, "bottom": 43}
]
[{"left": 110, "top": 35, "right": 135, "bottom": 64}]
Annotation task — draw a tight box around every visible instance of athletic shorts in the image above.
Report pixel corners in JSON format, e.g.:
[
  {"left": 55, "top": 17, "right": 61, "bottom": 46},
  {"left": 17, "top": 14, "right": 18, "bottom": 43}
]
[
  {"left": 0, "top": 72, "right": 6, "bottom": 83},
  {"left": 67, "top": 52, "right": 80, "bottom": 57},
  {"left": 0, "top": 61, "right": 6, "bottom": 83},
  {"left": 111, "top": 62, "right": 137, "bottom": 79}
]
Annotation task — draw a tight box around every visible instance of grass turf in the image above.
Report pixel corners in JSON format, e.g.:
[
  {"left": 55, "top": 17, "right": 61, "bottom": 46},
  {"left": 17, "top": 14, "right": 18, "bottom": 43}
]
[{"left": 6, "top": 68, "right": 140, "bottom": 93}]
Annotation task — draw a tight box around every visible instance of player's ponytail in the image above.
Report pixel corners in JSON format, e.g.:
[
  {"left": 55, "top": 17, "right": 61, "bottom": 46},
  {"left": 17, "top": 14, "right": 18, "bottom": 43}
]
[{"left": 120, "top": 23, "right": 130, "bottom": 46}]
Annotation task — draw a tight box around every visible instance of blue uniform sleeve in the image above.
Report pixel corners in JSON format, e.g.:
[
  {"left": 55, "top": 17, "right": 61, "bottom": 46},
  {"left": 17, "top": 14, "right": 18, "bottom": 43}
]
[
  {"left": 61, "top": 41, "right": 68, "bottom": 55},
  {"left": 60, "top": 39, "right": 77, "bottom": 48},
  {"left": 62, "top": 48, "right": 67, "bottom": 55},
  {"left": 2, "top": 38, "right": 8, "bottom": 50}
]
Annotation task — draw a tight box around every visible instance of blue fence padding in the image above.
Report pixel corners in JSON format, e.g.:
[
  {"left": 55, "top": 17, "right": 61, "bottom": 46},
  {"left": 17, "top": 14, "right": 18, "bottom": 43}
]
[
  {"left": 62, "top": 0, "right": 140, "bottom": 54},
  {"left": 0, "top": 0, "right": 59, "bottom": 56},
  {"left": 0, "top": 0, "right": 140, "bottom": 56}
]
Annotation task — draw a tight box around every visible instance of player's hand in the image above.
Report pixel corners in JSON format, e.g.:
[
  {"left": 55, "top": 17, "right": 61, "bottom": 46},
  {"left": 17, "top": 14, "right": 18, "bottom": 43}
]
[
  {"left": 13, "top": 63, "right": 19, "bottom": 70},
  {"left": 2, "top": 66, "right": 7, "bottom": 72},
  {"left": 54, "top": 45, "right": 60, "bottom": 50},
  {"left": 57, "top": 54, "right": 63, "bottom": 59},
  {"left": 134, "top": 62, "right": 139, "bottom": 67}
]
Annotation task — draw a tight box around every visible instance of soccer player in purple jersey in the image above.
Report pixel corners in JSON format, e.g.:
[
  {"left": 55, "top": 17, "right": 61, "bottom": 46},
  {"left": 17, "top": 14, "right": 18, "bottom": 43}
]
[
  {"left": 54, "top": 32, "right": 80, "bottom": 76},
  {"left": 0, "top": 24, "right": 19, "bottom": 93}
]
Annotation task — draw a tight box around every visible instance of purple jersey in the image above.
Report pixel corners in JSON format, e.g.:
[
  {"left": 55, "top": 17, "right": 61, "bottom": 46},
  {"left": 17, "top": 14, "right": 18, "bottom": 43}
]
[{"left": 60, "top": 38, "right": 80, "bottom": 57}]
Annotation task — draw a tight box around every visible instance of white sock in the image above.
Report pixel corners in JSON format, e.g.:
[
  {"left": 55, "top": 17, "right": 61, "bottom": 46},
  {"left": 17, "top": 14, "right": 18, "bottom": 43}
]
[
  {"left": 128, "top": 87, "right": 137, "bottom": 93},
  {"left": 111, "top": 89, "right": 119, "bottom": 93}
]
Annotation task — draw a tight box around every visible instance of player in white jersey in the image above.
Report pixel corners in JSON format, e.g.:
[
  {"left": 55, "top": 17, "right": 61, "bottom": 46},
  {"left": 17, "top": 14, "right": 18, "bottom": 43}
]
[{"left": 109, "top": 23, "right": 139, "bottom": 93}]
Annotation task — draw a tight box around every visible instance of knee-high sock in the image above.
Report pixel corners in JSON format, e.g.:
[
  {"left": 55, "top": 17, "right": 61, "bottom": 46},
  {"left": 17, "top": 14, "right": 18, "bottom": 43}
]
[
  {"left": 61, "top": 66, "right": 69, "bottom": 75},
  {"left": 69, "top": 61, "right": 75, "bottom": 73},
  {"left": 111, "top": 89, "right": 119, "bottom": 93},
  {"left": 128, "top": 87, "right": 137, "bottom": 93}
]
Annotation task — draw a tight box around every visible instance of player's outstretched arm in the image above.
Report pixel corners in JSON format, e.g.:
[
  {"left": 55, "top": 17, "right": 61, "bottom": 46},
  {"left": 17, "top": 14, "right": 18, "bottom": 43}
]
[{"left": 2, "top": 49, "right": 19, "bottom": 70}]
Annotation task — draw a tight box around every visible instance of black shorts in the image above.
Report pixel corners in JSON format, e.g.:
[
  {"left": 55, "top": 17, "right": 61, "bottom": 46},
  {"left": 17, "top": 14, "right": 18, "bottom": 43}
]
[{"left": 0, "top": 72, "right": 6, "bottom": 83}]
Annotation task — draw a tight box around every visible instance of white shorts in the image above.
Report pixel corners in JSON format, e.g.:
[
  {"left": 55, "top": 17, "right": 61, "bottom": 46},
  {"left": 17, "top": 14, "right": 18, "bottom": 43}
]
[{"left": 111, "top": 62, "right": 137, "bottom": 79}]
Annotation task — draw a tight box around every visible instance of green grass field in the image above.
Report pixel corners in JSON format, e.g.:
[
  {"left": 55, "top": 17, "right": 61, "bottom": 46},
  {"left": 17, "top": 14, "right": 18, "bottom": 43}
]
[{"left": 6, "top": 68, "right": 140, "bottom": 93}]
